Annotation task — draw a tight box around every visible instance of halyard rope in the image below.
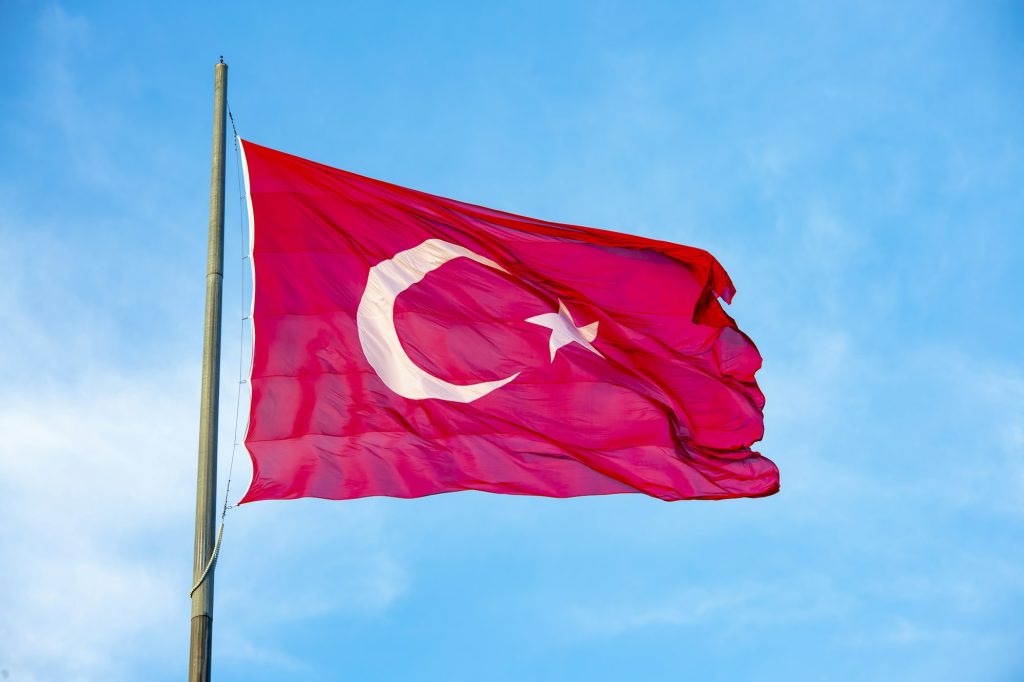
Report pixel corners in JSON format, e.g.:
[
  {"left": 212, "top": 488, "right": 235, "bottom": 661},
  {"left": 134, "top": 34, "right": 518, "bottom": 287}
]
[
  {"left": 189, "top": 521, "right": 225, "bottom": 597},
  {"left": 189, "top": 101, "right": 249, "bottom": 598},
  {"left": 221, "top": 100, "right": 249, "bottom": 519}
]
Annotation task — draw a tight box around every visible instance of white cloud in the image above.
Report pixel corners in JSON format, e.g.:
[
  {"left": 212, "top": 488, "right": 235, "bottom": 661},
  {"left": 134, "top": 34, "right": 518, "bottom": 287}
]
[
  {"left": 216, "top": 630, "right": 310, "bottom": 674},
  {"left": 840, "top": 617, "right": 997, "bottom": 650},
  {"left": 564, "top": 574, "right": 855, "bottom": 640},
  {"left": 0, "top": 368, "right": 195, "bottom": 681}
]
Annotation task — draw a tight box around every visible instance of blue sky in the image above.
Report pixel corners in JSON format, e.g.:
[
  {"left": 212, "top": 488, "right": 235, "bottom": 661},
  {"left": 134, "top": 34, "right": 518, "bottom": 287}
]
[{"left": 1, "top": 1, "right": 1022, "bottom": 680}]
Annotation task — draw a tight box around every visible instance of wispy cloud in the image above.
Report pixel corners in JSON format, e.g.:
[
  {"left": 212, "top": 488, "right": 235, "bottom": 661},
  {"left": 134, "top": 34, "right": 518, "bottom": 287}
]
[
  {"left": 561, "top": 571, "right": 859, "bottom": 639},
  {"left": 0, "top": 367, "right": 194, "bottom": 681}
]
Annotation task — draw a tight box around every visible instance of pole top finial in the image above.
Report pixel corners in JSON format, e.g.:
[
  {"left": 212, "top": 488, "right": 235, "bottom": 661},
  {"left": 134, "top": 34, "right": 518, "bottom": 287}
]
[{"left": 219, "top": 55, "right": 224, "bottom": 64}]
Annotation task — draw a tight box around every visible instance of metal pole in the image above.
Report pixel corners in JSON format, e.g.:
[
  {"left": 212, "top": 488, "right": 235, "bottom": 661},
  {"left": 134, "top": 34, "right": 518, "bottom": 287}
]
[{"left": 189, "top": 57, "right": 227, "bottom": 682}]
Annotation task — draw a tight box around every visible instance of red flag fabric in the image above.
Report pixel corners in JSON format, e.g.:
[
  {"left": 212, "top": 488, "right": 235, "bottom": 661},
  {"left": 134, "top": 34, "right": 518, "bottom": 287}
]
[{"left": 238, "top": 140, "right": 778, "bottom": 503}]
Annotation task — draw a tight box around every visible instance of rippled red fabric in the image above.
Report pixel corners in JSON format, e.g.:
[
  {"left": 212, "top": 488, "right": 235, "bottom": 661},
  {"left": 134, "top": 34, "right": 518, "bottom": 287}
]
[{"left": 239, "top": 140, "right": 778, "bottom": 503}]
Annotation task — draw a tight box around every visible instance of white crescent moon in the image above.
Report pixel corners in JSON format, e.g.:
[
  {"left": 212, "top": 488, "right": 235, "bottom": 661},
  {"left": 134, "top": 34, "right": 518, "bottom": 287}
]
[{"left": 356, "top": 238, "right": 520, "bottom": 402}]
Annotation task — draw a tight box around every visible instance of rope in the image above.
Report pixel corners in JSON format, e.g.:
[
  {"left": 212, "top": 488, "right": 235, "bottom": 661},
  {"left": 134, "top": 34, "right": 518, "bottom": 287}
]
[
  {"left": 228, "top": 106, "right": 240, "bottom": 142},
  {"left": 189, "top": 520, "right": 225, "bottom": 597},
  {"left": 221, "top": 99, "right": 250, "bottom": 519},
  {"left": 188, "top": 102, "right": 251, "bottom": 599}
]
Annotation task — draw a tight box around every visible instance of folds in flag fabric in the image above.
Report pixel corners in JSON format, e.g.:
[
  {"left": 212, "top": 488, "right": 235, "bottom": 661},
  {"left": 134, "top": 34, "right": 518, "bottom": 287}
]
[{"left": 238, "top": 140, "right": 778, "bottom": 503}]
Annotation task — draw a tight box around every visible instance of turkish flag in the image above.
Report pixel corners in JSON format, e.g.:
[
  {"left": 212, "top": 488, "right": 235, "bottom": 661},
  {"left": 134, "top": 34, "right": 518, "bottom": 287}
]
[{"left": 238, "top": 140, "right": 778, "bottom": 503}]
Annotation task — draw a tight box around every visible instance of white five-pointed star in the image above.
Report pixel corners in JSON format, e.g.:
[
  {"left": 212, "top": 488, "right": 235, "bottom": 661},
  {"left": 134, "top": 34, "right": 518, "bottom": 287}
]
[{"left": 525, "top": 299, "right": 603, "bottom": 362}]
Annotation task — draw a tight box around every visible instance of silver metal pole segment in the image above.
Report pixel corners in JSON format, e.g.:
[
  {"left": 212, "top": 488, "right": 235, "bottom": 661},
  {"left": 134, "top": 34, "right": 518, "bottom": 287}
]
[{"left": 189, "top": 57, "right": 227, "bottom": 682}]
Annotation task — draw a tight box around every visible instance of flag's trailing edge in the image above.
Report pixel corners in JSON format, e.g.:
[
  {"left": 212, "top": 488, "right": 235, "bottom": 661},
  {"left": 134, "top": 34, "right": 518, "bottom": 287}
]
[{"left": 238, "top": 139, "right": 778, "bottom": 503}]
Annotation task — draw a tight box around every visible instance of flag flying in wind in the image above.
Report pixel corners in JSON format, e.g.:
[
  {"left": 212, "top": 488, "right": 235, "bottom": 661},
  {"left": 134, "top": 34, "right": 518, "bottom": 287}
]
[{"left": 238, "top": 140, "right": 779, "bottom": 503}]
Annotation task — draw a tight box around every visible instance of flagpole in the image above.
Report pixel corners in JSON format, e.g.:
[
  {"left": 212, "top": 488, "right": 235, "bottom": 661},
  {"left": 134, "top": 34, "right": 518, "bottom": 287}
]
[{"left": 189, "top": 56, "right": 227, "bottom": 682}]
